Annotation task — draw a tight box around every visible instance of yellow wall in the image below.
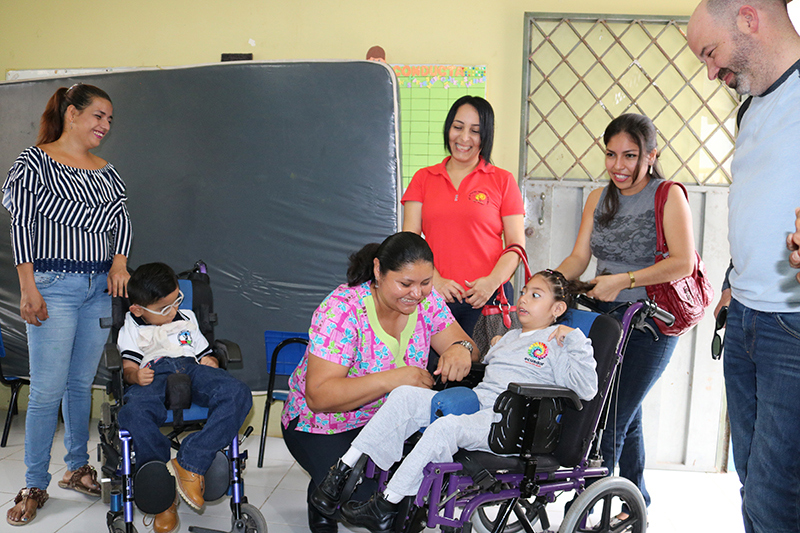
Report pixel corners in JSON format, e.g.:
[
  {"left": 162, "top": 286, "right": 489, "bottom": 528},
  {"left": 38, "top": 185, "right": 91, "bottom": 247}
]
[
  {"left": 0, "top": 0, "right": 699, "bottom": 177},
  {"left": 0, "top": 0, "right": 703, "bottom": 441}
]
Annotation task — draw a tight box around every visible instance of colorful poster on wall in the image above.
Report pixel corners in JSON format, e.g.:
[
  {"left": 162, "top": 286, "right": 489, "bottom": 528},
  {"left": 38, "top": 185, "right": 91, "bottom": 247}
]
[{"left": 392, "top": 65, "right": 487, "bottom": 188}]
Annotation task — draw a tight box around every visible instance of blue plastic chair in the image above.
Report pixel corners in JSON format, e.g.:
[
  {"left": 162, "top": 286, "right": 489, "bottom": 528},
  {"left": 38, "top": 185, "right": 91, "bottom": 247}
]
[
  {"left": 257, "top": 330, "right": 308, "bottom": 467},
  {"left": 0, "top": 327, "right": 30, "bottom": 448}
]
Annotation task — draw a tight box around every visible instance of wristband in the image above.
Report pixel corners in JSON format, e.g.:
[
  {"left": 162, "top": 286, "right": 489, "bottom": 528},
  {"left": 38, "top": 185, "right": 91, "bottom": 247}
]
[{"left": 627, "top": 271, "right": 636, "bottom": 289}]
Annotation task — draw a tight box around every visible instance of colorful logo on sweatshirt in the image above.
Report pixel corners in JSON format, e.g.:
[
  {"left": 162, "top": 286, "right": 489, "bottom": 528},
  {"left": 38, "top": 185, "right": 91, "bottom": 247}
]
[
  {"left": 528, "top": 342, "right": 548, "bottom": 359},
  {"left": 469, "top": 190, "right": 489, "bottom": 205},
  {"left": 178, "top": 330, "right": 193, "bottom": 346}
]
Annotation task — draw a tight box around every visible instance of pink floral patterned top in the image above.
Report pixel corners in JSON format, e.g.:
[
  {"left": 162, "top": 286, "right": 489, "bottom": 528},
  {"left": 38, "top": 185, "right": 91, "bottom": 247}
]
[{"left": 281, "top": 282, "right": 454, "bottom": 434}]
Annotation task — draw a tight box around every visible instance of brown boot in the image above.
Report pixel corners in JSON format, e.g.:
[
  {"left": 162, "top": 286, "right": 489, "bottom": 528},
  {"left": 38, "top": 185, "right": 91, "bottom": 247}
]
[
  {"left": 167, "top": 458, "right": 205, "bottom": 510},
  {"left": 153, "top": 499, "right": 179, "bottom": 533}
]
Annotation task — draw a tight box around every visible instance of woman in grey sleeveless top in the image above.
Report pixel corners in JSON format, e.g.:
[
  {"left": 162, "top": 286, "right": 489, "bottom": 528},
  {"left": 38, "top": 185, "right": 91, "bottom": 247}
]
[{"left": 555, "top": 114, "right": 696, "bottom": 516}]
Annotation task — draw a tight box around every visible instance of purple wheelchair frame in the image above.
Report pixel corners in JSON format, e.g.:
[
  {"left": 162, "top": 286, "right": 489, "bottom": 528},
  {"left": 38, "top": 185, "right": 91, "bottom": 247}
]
[{"left": 353, "top": 299, "right": 672, "bottom": 533}]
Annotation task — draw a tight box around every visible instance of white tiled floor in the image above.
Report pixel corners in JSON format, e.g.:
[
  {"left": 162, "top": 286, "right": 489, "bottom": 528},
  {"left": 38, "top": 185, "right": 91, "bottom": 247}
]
[{"left": 0, "top": 413, "right": 744, "bottom": 533}]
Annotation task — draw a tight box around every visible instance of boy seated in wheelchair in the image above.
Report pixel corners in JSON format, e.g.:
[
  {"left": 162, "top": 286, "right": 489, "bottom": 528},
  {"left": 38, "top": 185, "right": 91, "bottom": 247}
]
[
  {"left": 117, "top": 262, "right": 252, "bottom": 533},
  {"left": 311, "top": 269, "right": 599, "bottom": 533}
]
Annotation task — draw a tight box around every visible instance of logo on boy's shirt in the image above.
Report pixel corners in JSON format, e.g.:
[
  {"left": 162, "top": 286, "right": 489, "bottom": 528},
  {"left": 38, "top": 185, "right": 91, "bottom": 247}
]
[
  {"left": 178, "top": 330, "right": 193, "bottom": 346},
  {"left": 469, "top": 190, "right": 489, "bottom": 205},
  {"left": 524, "top": 342, "right": 548, "bottom": 367}
]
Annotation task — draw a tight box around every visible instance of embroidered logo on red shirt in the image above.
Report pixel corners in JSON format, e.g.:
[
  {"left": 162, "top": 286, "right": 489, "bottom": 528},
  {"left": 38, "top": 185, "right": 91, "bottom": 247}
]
[{"left": 469, "top": 190, "right": 489, "bottom": 205}]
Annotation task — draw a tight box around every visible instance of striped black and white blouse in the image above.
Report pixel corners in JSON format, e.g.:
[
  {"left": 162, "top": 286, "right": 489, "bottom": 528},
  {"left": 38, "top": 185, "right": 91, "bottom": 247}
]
[{"left": 2, "top": 146, "right": 133, "bottom": 273}]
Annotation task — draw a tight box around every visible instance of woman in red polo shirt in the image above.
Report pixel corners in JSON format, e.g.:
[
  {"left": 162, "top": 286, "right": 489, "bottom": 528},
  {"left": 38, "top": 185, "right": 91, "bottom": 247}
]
[{"left": 402, "top": 96, "right": 525, "bottom": 337}]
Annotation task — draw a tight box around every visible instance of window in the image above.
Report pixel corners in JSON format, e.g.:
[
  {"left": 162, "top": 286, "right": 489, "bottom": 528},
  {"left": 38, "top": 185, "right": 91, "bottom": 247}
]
[{"left": 521, "top": 13, "right": 739, "bottom": 185}]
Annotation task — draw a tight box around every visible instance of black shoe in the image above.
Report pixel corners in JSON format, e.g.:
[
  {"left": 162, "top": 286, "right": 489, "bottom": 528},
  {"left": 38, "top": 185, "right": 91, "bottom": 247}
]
[
  {"left": 340, "top": 492, "right": 398, "bottom": 533},
  {"left": 310, "top": 460, "right": 353, "bottom": 517},
  {"left": 308, "top": 503, "right": 338, "bottom": 533}
]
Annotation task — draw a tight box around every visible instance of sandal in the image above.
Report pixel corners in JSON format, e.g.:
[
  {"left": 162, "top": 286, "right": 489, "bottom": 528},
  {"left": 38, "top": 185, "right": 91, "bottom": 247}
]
[
  {"left": 6, "top": 488, "right": 48, "bottom": 526},
  {"left": 57, "top": 464, "right": 101, "bottom": 496}
]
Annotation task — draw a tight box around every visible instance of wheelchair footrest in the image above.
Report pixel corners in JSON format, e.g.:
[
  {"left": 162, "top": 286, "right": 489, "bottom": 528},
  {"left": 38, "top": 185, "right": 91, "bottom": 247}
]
[
  {"left": 135, "top": 461, "right": 176, "bottom": 515},
  {"left": 204, "top": 450, "right": 231, "bottom": 502}
]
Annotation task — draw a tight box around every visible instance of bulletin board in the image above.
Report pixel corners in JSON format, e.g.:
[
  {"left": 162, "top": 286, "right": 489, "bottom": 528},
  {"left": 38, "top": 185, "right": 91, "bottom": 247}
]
[{"left": 392, "top": 65, "right": 487, "bottom": 187}]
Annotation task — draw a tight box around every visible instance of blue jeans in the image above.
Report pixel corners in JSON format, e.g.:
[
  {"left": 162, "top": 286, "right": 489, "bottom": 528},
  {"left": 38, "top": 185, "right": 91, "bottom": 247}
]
[
  {"left": 118, "top": 357, "right": 252, "bottom": 475},
  {"left": 596, "top": 302, "right": 679, "bottom": 507},
  {"left": 724, "top": 299, "right": 800, "bottom": 533},
  {"left": 25, "top": 271, "right": 110, "bottom": 489}
]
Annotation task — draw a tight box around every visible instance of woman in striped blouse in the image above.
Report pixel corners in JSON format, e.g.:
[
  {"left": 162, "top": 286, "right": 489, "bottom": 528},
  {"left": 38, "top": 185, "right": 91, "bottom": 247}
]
[{"left": 3, "top": 83, "right": 132, "bottom": 526}]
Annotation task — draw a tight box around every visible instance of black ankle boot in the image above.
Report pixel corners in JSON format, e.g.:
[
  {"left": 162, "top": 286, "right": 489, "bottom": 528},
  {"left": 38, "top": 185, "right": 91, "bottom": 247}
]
[
  {"left": 308, "top": 503, "right": 338, "bottom": 533},
  {"left": 340, "top": 492, "right": 398, "bottom": 533},
  {"left": 310, "top": 460, "right": 353, "bottom": 517}
]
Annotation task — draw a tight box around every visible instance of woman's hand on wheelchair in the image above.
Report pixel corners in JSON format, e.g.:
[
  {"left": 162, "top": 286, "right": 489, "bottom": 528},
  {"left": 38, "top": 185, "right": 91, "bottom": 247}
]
[
  {"left": 587, "top": 273, "right": 627, "bottom": 302},
  {"left": 200, "top": 355, "right": 219, "bottom": 368},
  {"left": 435, "top": 344, "right": 473, "bottom": 384},
  {"left": 107, "top": 254, "right": 131, "bottom": 298}
]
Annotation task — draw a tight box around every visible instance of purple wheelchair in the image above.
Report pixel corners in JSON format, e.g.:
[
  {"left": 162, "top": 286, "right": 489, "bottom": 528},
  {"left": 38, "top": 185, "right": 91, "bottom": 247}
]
[{"left": 339, "top": 297, "right": 673, "bottom": 533}]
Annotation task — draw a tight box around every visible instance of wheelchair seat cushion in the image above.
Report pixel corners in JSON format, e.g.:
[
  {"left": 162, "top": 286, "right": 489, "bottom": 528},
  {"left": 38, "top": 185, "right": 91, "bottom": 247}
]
[{"left": 453, "top": 449, "right": 561, "bottom": 476}]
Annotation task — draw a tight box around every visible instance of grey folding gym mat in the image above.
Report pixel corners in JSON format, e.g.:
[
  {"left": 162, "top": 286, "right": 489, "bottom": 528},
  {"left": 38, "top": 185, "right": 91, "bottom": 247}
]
[{"left": 0, "top": 61, "right": 401, "bottom": 390}]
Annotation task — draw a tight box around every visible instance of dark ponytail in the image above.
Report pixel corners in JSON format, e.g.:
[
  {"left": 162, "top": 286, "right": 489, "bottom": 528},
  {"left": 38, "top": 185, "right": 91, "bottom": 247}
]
[
  {"left": 347, "top": 231, "right": 434, "bottom": 287},
  {"left": 597, "top": 113, "right": 664, "bottom": 227},
  {"left": 37, "top": 83, "right": 112, "bottom": 145},
  {"left": 535, "top": 269, "right": 595, "bottom": 323}
]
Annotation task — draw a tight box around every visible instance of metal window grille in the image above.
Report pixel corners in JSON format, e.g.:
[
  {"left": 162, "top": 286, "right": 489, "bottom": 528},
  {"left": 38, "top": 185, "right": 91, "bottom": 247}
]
[{"left": 521, "top": 13, "right": 739, "bottom": 185}]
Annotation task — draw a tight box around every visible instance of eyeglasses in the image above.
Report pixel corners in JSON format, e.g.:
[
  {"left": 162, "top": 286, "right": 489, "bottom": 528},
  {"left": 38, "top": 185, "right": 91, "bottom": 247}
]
[
  {"left": 140, "top": 290, "right": 184, "bottom": 316},
  {"left": 711, "top": 305, "right": 728, "bottom": 360}
]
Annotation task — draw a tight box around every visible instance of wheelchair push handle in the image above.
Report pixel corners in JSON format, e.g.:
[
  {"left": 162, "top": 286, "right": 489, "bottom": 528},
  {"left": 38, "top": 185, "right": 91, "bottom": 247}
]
[
  {"left": 641, "top": 299, "right": 675, "bottom": 326},
  {"left": 574, "top": 294, "right": 674, "bottom": 325}
]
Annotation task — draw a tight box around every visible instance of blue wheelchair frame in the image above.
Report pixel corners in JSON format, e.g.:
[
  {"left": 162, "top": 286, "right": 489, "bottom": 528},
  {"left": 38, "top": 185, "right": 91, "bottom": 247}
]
[{"left": 97, "top": 262, "right": 266, "bottom": 533}]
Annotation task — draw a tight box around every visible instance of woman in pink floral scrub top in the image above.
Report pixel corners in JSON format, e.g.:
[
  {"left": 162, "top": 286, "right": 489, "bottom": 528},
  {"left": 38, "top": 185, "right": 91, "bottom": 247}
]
[{"left": 281, "top": 232, "right": 476, "bottom": 533}]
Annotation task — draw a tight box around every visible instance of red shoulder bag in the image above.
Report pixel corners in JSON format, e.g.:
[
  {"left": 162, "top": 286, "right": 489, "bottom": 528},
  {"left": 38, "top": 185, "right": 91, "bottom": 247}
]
[{"left": 646, "top": 181, "right": 714, "bottom": 336}]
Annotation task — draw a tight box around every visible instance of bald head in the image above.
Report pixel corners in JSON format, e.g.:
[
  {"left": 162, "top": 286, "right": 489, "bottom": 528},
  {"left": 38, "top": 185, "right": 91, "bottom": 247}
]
[
  {"left": 706, "top": 0, "right": 788, "bottom": 20},
  {"left": 688, "top": 0, "right": 799, "bottom": 95}
]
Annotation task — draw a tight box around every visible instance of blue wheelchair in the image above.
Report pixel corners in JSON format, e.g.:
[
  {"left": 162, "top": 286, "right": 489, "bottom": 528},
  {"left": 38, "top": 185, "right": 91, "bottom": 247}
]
[
  {"left": 335, "top": 297, "right": 673, "bottom": 533},
  {"left": 97, "top": 261, "right": 266, "bottom": 533}
]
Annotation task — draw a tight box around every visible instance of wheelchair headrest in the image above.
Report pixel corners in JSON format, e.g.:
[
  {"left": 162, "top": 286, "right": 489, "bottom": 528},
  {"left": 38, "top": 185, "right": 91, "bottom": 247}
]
[
  {"left": 178, "top": 279, "right": 194, "bottom": 310},
  {"left": 558, "top": 308, "right": 599, "bottom": 337}
]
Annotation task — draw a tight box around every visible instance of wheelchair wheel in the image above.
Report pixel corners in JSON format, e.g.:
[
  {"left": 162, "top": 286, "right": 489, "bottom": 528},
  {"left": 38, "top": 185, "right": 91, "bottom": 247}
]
[
  {"left": 472, "top": 498, "right": 540, "bottom": 533},
  {"left": 558, "top": 477, "right": 646, "bottom": 533},
  {"left": 236, "top": 502, "right": 267, "bottom": 533}
]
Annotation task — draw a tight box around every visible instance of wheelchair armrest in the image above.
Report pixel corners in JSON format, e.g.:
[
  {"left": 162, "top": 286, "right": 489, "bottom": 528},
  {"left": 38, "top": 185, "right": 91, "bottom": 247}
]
[
  {"left": 104, "top": 343, "right": 123, "bottom": 372},
  {"left": 213, "top": 339, "right": 242, "bottom": 370},
  {"left": 507, "top": 383, "right": 583, "bottom": 411},
  {"left": 103, "top": 343, "right": 126, "bottom": 402}
]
